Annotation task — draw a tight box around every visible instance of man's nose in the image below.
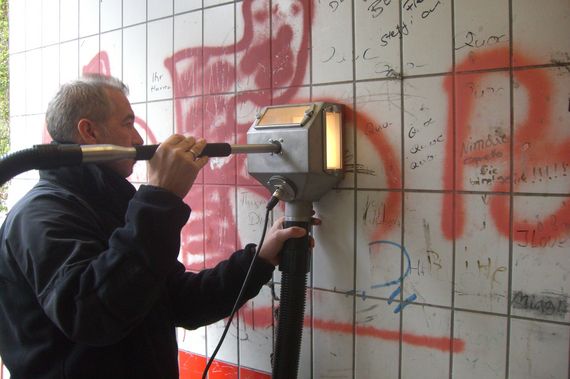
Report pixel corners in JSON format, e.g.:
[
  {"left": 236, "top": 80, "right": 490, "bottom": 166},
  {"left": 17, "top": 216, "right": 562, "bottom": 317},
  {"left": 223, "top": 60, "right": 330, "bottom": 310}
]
[{"left": 132, "top": 128, "right": 144, "bottom": 146}]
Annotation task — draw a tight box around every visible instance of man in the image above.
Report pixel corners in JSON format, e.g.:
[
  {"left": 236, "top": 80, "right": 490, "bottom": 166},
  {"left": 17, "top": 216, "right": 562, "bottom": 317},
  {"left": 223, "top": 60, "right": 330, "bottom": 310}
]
[{"left": 0, "top": 75, "right": 310, "bottom": 378}]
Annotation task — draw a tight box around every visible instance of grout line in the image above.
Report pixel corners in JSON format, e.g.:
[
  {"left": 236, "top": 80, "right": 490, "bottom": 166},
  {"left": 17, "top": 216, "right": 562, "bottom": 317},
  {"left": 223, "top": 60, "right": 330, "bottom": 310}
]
[
  {"left": 505, "top": 0, "right": 515, "bottom": 377},
  {"left": 311, "top": 285, "right": 570, "bottom": 325},
  {"left": 348, "top": 0, "right": 360, "bottom": 378},
  {"left": 308, "top": 1, "right": 315, "bottom": 377},
  {"left": 232, "top": 3, "right": 241, "bottom": 377},
  {"left": 398, "top": 1, "right": 405, "bottom": 379},
  {"left": 449, "top": 1, "right": 457, "bottom": 378}
]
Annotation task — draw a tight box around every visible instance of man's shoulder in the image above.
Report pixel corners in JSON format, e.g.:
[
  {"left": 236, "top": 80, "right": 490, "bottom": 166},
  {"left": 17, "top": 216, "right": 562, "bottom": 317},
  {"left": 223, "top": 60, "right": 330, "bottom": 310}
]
[{"left": 6, "top": 179, "right": 94, "bottom": 226}]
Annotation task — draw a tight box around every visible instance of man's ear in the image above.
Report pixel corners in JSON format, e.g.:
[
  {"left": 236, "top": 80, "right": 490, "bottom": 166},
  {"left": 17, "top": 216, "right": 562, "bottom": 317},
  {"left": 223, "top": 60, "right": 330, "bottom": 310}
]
[{"left": 77, "top": 119, "right": 100, "bottom": 144}]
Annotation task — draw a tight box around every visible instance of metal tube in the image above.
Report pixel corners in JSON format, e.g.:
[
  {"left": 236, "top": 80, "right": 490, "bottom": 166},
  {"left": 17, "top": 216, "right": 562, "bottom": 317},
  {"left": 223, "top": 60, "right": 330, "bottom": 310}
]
[
  {"left": 81, "top": 145, "right": 137, "bottom": 163},
  {"left": 231, "top": 143, "right": 281, "bottom": 155}
]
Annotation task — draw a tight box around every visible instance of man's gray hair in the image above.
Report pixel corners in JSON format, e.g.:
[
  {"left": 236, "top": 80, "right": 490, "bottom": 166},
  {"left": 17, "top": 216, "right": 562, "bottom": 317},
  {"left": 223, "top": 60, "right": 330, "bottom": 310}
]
[{"left": 45, "top": 74, "right": 130, "bottom": 143}]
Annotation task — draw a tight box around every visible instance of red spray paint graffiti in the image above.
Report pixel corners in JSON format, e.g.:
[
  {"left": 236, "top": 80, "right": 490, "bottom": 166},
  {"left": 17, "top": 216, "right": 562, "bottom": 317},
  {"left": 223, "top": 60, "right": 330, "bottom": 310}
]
[
  {"left": 443, "top": 48, "right": 570, "bottom": 245},
  {"left": 164, "top": 0, "right": 314, "bottom": 270},
  {"left": 237, "top": 304, "right": 465, "bottom": 353},
  {"left": 82, "top": 1, "right": 467, "bottom": 372}
]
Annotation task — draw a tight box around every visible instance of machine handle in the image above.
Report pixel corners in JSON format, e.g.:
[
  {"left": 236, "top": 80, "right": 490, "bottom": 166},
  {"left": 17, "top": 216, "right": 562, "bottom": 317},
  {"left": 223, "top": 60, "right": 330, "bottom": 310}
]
[
  {"left": 134, "top": 143, "right": 232, "bottom": 160},
  {"left": 278, "top": 221, "right": 311, "bottom": 274}
]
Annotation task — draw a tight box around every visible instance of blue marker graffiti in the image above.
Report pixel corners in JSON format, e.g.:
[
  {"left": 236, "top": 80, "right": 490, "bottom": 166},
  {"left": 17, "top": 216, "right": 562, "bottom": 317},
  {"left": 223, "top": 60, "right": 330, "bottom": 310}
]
[{"left": 369, "top": 240, "right": 417, "bottom": 313}]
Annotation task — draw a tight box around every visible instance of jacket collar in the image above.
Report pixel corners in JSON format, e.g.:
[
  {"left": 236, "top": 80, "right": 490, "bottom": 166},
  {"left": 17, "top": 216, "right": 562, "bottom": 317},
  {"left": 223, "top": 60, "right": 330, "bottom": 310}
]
[{"left": 39, "top": 163, "right": 136, "bottom": 223}]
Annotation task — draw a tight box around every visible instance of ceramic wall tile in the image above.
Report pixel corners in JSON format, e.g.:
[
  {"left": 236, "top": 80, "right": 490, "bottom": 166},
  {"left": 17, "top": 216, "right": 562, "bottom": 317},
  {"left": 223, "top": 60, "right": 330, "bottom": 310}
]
[
  {"left": 354, "top": 0, "right": 400, "bottom": 81},
  {"left": 509, "top": 319, "right": 570, "bottom": 379},
  {"left": 173, "top": 10, "right": 201, "bottom": 52},
  {"left": 511, "top": 195, "right": 570, "bottom": 323},
  {"left": 401, "top": 304, "right": 451, "bottom": 379},
  {"left": 236, "top": 186, "right": 271, "bottom": 250},
  {"left": 313, "top": 189, "right": 355, "bottom": 292},
  {"left": 100, "top": 0, "right": 122, "bottom": 33},
  {"left": 355, "top": 190, "right": 402, "bottom": 300},
  {"left": 204, "top": 0, "right": 229, "bottom": 7},
  {"left": 513, "top": 0, "right": 570, "bottom": 67},
  {"left": 11, "top": 114, "right": 43, "bottom": 154},
  {"left": 148, "top": 18, "right": 174, "bottom": 101},
  {"left": 148, "top": 0, "right": 173, "bottom": 21},
  {"left": 203, "top": 185, "right": 237, "bottom": 267},
  {"left": 41, "top": 45, "right": 59, "bottom": 112},
  {"left": 312, "top": 0, "right": 352, "bottom": 84},
  {"left": 8, "top": 116, "right": 32, "bottom": 180},
  {"left": 146, "top": 100, "right": 174, "bottom": 143},
  {"left": 42, "top": 0, "right": 60, "bottom": 46},
  {"left": 9, "top": 53, "right": 26, "bottom": 117},
  {"left": 236, "top": 0, "right": 270, "bottom": 92},
  {"left": 206, "top": 319, "right": 238, "bottom": 372},
  {"left": 175, "top": 0, "right": 201, "bottom": 14},
  {"left": 172, "top": 11, "right": 203, "bottom": 99},
  {"left": 273, "top": 86, "right": 311, "bottom": 107},
  {"left": 354, "top": 296, "right": 400, "bottom": 378},
  {"left": 25, "top": 0, "right": 42, "bottom": 50},
  {"left": 402, "top": 0, "right": 452, "bottom": 75},
  {"left": 59, "top": 40, "right": 79, "bottom": 85},
  {"left": 9, "top": 0, "right": 25, "bottom": 53},
  {"left": 355, "top": 79, "right": 402, "bottom": 190},
  {"left": 455, "top": 71, "right": 510, "bottom": 192},
  {"left": 79, "top": 0, "right": 99, "bottom": 38},
  {"left": 202, "top": 94, "right": 236, "bottom": 184},
  {"left": 512, "top": 66, "right": 570, "bottom": 194},
  {"left": 60, "top": 0, "right": 78, "bottom": 42},
  {"left": 236, "top": 90, "right": 271, "bottom": 186},
  {"left": 271, "top": 0, "right": 311, "bottom": 90},
  {"left": 177, "top": 327, "right": 206, "bottom": 357},
  {"left": 452, "top": 312, "right": 507, "bottom": 379},
  {"left": 123, "top": 0, "right": 146, "bottom": 27},
  {"left": 454, "top": 0, "right": 509, "bottom": 71},
  {"left": 454, "top": 194, "right": 509, "bottom": 314},
  {"left": 25, "top": 49, "right": 43, "bottom": 115},
  {"left": 404, "top": 192, "right": 453, "bottom": 308},
  {"left": 238, "top": 286, "right": 274, "bottom": 374},
  {"left": 203, "top": 4, "right": 235, "bottom": 95},
  {"left": 11, "top": 114, "right": 44, "bottom": 178},
  {"left": 79, "top": 36, "right": 100, "bottom": 75},
  {"left": 173, "top": 96, "right": 204, "bottom": 185},
  {"left": 403, "top": 75, "right": 451, "bottom": 190},
  {"left": 174, "top": 96, "right": 203, "bottom": 136},
  {"left": 312, "top": 290, "right": 354, "bottom": 379},
  {"left": 100, "top": 30, "right": 122, "bottom": 78},
  {"left": 123, "top": 24, "right": 147, "bottom": 103}
]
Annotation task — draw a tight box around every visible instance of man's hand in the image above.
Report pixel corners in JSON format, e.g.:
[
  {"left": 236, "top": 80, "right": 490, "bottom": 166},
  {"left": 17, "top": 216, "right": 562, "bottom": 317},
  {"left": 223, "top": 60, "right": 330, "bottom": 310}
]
[
  {"left": 258, "top": 215, "right": 321, "bottom": 266},
  {"left": 148, "top": 134, "right": 208, "bottom": 198}
]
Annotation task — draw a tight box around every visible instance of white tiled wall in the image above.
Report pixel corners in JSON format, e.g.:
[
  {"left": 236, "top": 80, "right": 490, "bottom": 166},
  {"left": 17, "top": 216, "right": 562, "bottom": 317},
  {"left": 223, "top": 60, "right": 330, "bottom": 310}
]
[{"left": 7, "top": 0, "right": 570, "bottom": 378}]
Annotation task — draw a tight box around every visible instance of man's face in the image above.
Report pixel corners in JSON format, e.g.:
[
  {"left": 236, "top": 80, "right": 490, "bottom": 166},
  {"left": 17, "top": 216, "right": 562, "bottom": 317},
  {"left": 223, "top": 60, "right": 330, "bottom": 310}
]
[{"left": 95, "top": 88, "right": 144, "bottom": 177}]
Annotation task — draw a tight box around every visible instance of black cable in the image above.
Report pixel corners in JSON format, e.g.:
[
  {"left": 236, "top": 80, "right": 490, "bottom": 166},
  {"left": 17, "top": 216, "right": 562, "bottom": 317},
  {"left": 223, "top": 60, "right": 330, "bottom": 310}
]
[{"left": 201, "top": 203, "right": 275, "bottom": 379}]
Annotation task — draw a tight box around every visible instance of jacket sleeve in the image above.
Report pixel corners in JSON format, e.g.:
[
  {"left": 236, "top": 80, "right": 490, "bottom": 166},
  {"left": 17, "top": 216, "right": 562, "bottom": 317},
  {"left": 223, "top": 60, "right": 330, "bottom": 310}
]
[
  {"left": 6, "top": 185, "right": 189, "bottom": 346},
  {"left": 167, "top": 244, "right": 275, "bottom": 330}
]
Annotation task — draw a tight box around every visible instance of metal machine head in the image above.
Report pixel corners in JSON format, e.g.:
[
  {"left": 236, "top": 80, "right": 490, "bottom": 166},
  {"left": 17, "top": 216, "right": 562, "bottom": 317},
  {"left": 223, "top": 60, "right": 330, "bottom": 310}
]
[{"left": 246, "top": 102, "right": 344, "bottom": 202}]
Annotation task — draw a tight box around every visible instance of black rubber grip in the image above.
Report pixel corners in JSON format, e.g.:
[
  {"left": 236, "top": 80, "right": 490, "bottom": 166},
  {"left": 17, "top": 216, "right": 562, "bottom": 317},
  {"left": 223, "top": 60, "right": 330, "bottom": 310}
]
[
  {"left": 134, "top": 143, "right": 232, "bottom": 160},
  {"left": 279, "top": 221, "right": 311, "bottom": 275},
  {"left": 134, "top": 144, "right": 159, "bottom": 160},
  {"left": 201, "top": 143, "right": 231, "bottom": 157}
]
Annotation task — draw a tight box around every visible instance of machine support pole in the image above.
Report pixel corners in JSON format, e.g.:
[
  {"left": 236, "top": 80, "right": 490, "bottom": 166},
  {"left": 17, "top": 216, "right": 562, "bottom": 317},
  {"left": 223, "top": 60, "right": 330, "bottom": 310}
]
[{"left": 272, "top": 201, "right": 313, "bottom": 379}]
